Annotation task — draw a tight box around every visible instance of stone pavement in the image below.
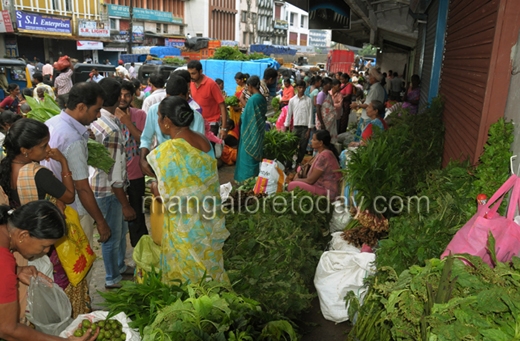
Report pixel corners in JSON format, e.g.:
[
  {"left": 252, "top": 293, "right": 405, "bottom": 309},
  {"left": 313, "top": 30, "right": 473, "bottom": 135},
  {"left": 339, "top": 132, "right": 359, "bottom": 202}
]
[{"left": 88, "top": 164, "right": 237, "bottom": 310}]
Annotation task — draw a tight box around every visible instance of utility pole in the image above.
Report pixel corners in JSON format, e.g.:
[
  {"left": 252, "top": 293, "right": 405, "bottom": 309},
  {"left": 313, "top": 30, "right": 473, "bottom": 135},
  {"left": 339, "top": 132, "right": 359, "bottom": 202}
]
[{"left": 127, "top": 0, "right": 133, "bottom": 54}]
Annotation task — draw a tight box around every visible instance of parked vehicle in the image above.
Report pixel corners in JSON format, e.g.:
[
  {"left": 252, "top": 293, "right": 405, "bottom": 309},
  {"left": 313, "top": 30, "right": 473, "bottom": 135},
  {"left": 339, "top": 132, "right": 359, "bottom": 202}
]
[
  {"left": 326, "top": 50, "right": 355, "bottom": 74},
  {"left": 0, "top": 58, "right": 30, "bottom": 99},
  {"left": 137, "top": 64, "right": 179, "bottom": 83},
  {"left": 72, "top": 63, "right": 116, "bottom": 83}
]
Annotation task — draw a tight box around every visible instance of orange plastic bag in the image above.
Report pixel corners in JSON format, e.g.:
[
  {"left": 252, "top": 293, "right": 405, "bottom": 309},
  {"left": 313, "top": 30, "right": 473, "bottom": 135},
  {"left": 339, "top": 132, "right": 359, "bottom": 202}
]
[
  {"left": 54, "top": 206, "right": 95, "bottom": 286},
  {"left": 53, "top": 55, "right": 71, "bottom": 71}
]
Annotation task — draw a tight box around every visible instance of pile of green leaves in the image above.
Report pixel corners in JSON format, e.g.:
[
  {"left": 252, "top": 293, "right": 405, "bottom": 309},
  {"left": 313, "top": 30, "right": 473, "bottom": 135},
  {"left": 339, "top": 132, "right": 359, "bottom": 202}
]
[
  {"left": 263, "top": 129, "right": 299, "bottom": 166},
  {"left": 25, "top": 95, "right": 115, "bottom": 173},
  {"left": 143, "top": 281, "right": 297, "bottom": 341},
  {"left": 162, "top": 57, "right": 186, "bottom": 65},
  {"left": 211, "top": 47, "right": 266, "bottom": 61},
  {"left": 100, "top": 270, "right": 188, "bottom": 335},
  {"left": 224, "top": 190, "right": 331, "bottom": 320},
  {"left": 344, "top": 97, "right": 445, "bottom": 217},
  {"left": 101, "top": 271, "right": 297, "bottom": 340},
  {"left": 348, "top": 253, "right": 520, "bottom": 341},
  {"left": 376, "top": 119, "right": 514, "bottom": 274},
  {"left": 225, "top": 96, "right": 239, "bottom": 107}
]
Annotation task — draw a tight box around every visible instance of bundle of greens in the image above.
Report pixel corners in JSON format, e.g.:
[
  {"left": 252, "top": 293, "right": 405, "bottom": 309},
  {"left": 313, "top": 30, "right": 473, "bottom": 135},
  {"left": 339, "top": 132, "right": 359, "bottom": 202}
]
[
  {"left": 224, "top": 190, "right": 331, "bottom": 320},
  {"left": 162, "top": 57, "right": 186, "bottom": 65},
  {"left": 263, "top": 130, "right": 299, "bottom": 167},
  {"left": 211, "top": 47, "right": 265, "bottom": 61},
  {"left": 25, "top": 94, "right": 115, "bottom": 173},
  {"left": 225, "top": 96, "right": 240, "bottom": 107},
  {"left": 348, "top": 253, "right": 520, "bottom": 341},
  {"left": 100, "top": 271, "right": 297, "bottom": 340},
  {"left": 142, "top": 281, "right": 297, "bottom": 341}
]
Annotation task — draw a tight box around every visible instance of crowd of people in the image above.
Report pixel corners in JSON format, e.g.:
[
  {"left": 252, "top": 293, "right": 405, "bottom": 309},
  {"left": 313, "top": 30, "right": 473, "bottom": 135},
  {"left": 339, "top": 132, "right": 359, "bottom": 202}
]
[{"left": 0, "top": 55, "right": 422, "bottom": 340}]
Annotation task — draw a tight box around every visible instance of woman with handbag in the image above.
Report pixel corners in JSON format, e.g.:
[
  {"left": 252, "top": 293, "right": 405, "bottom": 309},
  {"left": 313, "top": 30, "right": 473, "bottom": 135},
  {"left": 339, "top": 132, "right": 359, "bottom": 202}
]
[
  {"left": 0, "top": 200, "right": 99, "bottom": 341},
  {"left": 0, "top": 119, "right": 91, "bottom": 318},
  {"left": 288, "top": 130, "right": 342, "bottom": 200}
]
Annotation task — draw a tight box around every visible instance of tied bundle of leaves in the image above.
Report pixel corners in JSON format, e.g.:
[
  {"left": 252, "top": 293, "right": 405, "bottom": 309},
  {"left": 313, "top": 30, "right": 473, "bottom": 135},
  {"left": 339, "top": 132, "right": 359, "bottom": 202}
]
[
  {"left": 142, "top": 281, "right": 297, "bottom": 341},
  {"left": 99, "top": 270, "right": 188, "bottom": 335},
  {"left": 348, "top": 252, "right": 520, "bottom": 341},
  {"left": 224, "top": 190, "right": 331, "bottom": 320},
  {"left": 224, "top": 95, "right": 239, "bottom": 107},
  {"left": 25, "top": 94, "right": 115, "bottom": 174},
  {"left": 263, "top": 129, "right": 299, "bottom": 167}
]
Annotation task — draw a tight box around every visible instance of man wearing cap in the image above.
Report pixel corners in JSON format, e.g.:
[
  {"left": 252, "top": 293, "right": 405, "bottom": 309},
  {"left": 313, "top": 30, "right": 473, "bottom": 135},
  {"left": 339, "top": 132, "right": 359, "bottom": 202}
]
[{"left": 116, "top": 60, "right": 130, "bottom": 80}]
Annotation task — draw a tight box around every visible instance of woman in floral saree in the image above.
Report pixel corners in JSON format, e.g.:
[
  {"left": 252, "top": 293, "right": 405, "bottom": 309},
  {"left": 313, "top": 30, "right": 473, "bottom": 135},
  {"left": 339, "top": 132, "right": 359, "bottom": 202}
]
[{"left": 148, "top": 96, "right": 229, "bottom": 284}]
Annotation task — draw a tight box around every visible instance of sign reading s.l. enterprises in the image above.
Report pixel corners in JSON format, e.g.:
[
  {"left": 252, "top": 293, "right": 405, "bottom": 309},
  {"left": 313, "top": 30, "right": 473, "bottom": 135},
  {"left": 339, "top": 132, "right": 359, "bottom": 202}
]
[
  {"left": 106, "top": 4, "right": 183, "bottom": 25},
  {"left": 16, "top": 10, "right": 71, "bottom": 35}
]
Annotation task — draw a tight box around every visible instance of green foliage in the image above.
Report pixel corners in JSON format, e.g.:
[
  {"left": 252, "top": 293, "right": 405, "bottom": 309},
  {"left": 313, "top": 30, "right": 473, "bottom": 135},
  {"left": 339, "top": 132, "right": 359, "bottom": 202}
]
[
  {"left": 263, "top": 129, "right": 299, "bottom": 166},
  {"left": 26, "top": 93, "right": 115, "bottom": 173},
  {"left": 344, "top": 97, "right": 445, "bottom": 216},
  {"left": 358, "top": 44, "right": 378, "bottom": 57},
  {"left": 224, "top": 190, "right": 331, "bottom": 320},
  {"left": 162, "top": 57, "right": 186, "bottom": 65},
  {"left": 211, "top": 47, "right": 266, "bottom": 61},
  {"left": 376, "top": 119, "right": 514, "bottom": 275},
  {"left": 348, "top": 255, "right": 520, "bottom": 341},
  {"left": 225, "top": 96, "right": 239, "bottom": 107}
]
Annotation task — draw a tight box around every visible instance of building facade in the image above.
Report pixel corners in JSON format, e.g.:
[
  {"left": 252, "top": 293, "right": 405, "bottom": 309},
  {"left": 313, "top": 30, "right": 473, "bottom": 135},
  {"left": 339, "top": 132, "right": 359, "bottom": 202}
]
[
  {"left": 237, "top": 0, "right": 258, "bottom": 46},
  {"left": 273, "top": 0, "right": 288, "bottom": 46},
  {"left": 285, "top": 2, "right": 308, "bottom": 47},
  {"left": 256, "top": 0, "right": 274, "bottom": 45}
]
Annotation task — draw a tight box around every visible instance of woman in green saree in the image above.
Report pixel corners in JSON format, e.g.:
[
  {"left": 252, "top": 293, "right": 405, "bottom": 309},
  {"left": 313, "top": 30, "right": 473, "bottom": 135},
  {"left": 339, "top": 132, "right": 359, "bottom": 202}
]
[{"left": 234, "top": 76, "right": 267, "bottom": 182}]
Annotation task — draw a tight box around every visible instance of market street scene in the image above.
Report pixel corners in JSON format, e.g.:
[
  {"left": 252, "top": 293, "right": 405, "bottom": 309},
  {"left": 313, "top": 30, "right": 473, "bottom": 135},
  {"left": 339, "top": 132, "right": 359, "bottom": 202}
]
[{"left": 0, "top": 0, "right": 519, "bottom": 340}]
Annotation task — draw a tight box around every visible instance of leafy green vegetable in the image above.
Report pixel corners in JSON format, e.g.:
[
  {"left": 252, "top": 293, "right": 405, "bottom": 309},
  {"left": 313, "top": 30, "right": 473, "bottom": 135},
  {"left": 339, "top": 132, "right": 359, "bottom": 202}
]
[
  {"left": 211, "top": 47, "right": 266, "bottom": 61},
  {"left": 225, "top": 96, "right": 239, "bottom": 107},
  {"left": 263, "top": 129, "right": 299, "bottom": 167},
  {"left": 224, "top": 190, "right": 331, "bottom": 319},
  {"left": 87, "top": 139, "right": 115, "bottom": 174},
  {"left": 162, "top": 57, "right": 186, "bottom": 65}
]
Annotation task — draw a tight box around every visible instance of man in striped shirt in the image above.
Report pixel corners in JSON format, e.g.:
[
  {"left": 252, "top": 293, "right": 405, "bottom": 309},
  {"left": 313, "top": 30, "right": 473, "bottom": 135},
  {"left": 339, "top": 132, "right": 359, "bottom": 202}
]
[
  {"left": 54, "top": 67, "right": 73, "bottom": 96},
  {"left": 90, "top": 78, "right": 136, "bottom": 289}
]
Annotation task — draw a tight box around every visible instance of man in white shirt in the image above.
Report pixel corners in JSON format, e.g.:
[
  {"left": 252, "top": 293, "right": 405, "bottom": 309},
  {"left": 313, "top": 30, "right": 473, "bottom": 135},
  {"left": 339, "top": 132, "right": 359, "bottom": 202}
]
[
  {"left": 141, "top": 74, "right": 166, "bottom": 113},
  {"left": 283, "top": 80, "right": 313, "bottom": 164},
  {"left": 116, "top": 60, "right": 130, "bottom": 80},
  {"left": 91, "top": 68, "right": 104, "bottom": 83},
  {"left": 128, "top": 62, "right": 137, "bottom": 79}
]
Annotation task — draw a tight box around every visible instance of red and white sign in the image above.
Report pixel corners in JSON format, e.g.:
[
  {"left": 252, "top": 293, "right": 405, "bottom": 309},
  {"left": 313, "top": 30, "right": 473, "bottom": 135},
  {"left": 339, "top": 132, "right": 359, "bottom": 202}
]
[
  {"left": 0, "top": 10, "right": 14, "bottom": 33},
  {"left": 76, "top": 40, "right": 103, "bottom": 50},
  {"left": 78, "top": 20, "right": 109, "bottom": 37}
]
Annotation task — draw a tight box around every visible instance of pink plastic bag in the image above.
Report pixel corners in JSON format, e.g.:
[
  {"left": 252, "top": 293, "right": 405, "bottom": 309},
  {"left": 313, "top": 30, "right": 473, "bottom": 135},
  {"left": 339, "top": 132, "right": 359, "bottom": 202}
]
[{"left": 441, "top": 174, "right": 520, "bottom": 267}]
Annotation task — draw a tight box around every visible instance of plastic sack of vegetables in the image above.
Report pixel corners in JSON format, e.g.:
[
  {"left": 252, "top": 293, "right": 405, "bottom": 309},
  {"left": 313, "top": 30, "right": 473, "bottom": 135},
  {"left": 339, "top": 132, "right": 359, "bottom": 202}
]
[
  {"left": 132, "top": 235, "right": 161, "bottom": 283},
  {"left": 26, "top": 276, "right": 72, "bottom": 335},
  {"left": 59, "top": 311, "right": 141, "bottom": 340},
  {"left": 253, "top": 159, "right": 286, "bottom": 195}
]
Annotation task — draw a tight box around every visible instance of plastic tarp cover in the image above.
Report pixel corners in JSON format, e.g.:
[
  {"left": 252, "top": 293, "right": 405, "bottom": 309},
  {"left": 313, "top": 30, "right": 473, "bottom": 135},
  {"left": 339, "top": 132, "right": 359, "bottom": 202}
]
[
  {"left": 149, "top": 47, "right": 181, "bottom": 58},
  {"left": 185, "top": 37, "right": 209, "bottom": 51},
  {"left": 250, "top": 44, "right": 297, "bottom": 56}
]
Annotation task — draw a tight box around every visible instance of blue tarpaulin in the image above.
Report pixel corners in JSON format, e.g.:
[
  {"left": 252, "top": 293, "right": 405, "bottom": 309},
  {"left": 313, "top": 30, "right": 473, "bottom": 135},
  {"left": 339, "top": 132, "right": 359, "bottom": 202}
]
[
  {"left": 249, "top": 44, "right": 297, "bottom": 56},
  {"left": 200, "top": 59, "right": 280, "bottom": 99},
  {"left": 149, "top": 47, "right": 181, "bottom": 58}
]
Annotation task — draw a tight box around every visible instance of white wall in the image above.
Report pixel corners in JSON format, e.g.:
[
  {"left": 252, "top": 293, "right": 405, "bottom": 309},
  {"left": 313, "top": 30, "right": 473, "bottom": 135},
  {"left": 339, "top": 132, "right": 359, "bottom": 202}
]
[
  {"left": 184, "top": 0, "right": 209, "bottom": 38},
  {"left": 285, "top": 2, "right": 309, "bottom": 46}
]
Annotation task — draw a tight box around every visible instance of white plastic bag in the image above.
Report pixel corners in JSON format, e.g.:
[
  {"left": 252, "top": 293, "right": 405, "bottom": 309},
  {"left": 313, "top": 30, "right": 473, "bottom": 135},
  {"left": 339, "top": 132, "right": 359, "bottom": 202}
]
[
  {"left": 329, "top": 201, "right": 352, "bottom": 233},
  {"left": 28, "top": 255, "right": 54, "bottom": 281},
  {"left": 329, "top": 232, "right": 360, "bottom": 253},
  {"left": 220, "top": 182, "right": 233, "bottom": 202},
  {"left": 253, "top": 159, "right": 286, "bottom": 195},
  {"left": 26, "top": 276, "right": 72, "bottom": 335},
  {"left": 59, "top": 311, "right": 141, "bottom": 340},
  {"left": 314, "top": 250, "right": 376, "bottom": 323}
]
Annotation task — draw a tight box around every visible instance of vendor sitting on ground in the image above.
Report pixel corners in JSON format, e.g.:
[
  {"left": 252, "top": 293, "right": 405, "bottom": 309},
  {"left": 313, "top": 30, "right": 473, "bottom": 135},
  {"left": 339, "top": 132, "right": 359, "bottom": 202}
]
[
  {"left": 220, "top": 119, "right": 239, "bottom": 166},
  {"left": 349, "top": 100, "right": 388, "bottom": 147},
  {"left": 288, "top": 130, "right": 341, "bottom": 200}
]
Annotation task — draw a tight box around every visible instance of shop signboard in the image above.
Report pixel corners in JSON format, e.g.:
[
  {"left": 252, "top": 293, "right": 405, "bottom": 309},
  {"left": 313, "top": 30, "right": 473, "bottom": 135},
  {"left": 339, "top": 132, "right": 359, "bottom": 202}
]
[
  {"left": 106, "top": 4, "right": 183, "bottom": 24},
  {"left": 273, "top": 20, "right": 288, "bottom": 30},
  {"left": 5, "top": 37, "right": 17, "bottom": 58},
  {"left": 16, "top": 10, "right": 72, "bottom": 35},
  {"left": 77, "top": 41, "right": 103, "bottom": 50},
  {"left": 0, "top": 10, "right": 13, "bottom": 33},
  {"left": 165, "top": 38, "right": 185, "bottom": 48},
  {"left": 78, "top": 20, "right": 110, "bottom": 37}
]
